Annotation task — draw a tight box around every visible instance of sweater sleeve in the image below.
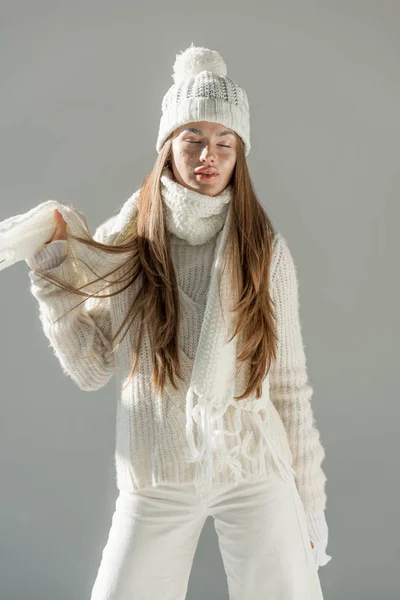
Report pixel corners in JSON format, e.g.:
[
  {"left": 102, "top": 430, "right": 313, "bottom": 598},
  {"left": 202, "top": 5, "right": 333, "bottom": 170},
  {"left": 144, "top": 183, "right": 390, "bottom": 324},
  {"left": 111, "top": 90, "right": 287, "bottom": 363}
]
[
  {"left": 269, "top": 233, "right": 329, "bottom": 515},
  {"left": 306, "top": 510, "right": 332, "bottom": 568},
  {"left": 25, "top": 219, "right": 117, "bottom": 392}
]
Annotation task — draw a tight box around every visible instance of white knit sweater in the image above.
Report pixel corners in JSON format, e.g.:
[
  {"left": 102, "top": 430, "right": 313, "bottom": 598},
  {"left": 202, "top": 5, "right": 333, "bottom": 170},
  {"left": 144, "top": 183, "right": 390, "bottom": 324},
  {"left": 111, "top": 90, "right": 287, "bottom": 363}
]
[{"left": 25, "top": 175, "right": 331, "bottom": 568}]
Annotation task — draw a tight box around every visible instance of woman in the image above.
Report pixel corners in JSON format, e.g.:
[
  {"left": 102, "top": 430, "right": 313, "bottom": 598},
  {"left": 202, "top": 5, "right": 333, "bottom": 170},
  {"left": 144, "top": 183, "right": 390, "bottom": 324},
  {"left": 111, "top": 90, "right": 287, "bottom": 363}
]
[{"left": 26, "top": 44, "right": 331, "bottom": 599}]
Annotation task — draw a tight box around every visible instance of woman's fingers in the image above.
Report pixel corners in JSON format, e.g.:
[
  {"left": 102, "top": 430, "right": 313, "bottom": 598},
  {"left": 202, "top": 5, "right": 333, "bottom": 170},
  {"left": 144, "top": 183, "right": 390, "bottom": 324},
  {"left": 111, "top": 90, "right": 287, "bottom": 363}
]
[{"left": 46, "top": 209, "right": 68, "bottom": 243}]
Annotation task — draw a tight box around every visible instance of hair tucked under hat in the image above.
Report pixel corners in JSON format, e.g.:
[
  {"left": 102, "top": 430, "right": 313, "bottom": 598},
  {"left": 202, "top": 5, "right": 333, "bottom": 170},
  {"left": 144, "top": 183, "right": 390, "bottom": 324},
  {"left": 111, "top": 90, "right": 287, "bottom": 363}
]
[{"left": 156, "top": 43, "right": 251, "bottom": 156}]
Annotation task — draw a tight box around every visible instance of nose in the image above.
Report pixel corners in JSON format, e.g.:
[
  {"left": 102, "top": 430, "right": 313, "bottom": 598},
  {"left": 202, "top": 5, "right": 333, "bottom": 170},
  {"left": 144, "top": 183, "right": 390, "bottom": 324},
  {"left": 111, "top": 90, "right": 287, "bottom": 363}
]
[{"left": 199, "top": 145, "right": 216, "bottom": 162}]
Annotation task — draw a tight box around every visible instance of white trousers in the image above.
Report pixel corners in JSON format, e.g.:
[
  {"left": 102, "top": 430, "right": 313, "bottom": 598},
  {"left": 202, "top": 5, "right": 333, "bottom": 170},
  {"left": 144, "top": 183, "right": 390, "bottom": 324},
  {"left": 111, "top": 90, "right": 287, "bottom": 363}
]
[{"left": 90, "top": 472, "right": 324, "bottom": 600}]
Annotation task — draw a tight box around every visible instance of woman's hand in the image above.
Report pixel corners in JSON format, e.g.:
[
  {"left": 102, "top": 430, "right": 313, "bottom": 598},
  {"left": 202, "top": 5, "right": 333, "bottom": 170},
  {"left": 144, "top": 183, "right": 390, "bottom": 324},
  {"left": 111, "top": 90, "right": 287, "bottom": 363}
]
[{"left": 46, "top": 209, "right": 68, "bottom": 244}]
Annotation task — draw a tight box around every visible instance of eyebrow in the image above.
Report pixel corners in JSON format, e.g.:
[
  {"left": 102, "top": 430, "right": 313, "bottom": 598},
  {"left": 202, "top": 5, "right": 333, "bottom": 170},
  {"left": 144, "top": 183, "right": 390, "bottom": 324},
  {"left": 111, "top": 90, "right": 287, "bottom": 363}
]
[{"left": 182, "top": 127, "right": 234, "bottom": 137}]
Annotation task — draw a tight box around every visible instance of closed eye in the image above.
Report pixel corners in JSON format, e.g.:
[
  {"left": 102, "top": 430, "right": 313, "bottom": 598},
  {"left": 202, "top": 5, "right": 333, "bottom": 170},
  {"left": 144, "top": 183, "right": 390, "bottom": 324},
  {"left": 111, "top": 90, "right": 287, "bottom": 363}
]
[{"left": 186, "top": 141, "right": 231, "bottom": 148}]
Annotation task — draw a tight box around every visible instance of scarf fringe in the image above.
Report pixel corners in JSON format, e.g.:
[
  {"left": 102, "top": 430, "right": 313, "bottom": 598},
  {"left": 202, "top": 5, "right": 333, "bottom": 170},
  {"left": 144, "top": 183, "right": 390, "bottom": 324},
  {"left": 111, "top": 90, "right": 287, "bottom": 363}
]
[{"left": 184, "top": 386, "right": 296, "bottom": 495}]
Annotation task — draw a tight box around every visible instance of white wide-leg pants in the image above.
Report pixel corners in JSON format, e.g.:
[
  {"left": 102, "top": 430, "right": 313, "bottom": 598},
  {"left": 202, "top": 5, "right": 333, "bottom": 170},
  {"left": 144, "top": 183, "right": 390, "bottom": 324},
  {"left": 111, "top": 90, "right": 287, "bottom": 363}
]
[{"left": 90, "top": 472, "right": 324, "bottom": 600}]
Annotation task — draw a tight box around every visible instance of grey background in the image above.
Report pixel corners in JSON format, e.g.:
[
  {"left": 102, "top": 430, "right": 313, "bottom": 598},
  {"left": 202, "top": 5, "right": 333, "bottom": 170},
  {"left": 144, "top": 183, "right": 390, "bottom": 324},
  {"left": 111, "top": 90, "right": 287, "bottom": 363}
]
[{"left": 1, "top": 1, "right": 398, "bottom": 598}]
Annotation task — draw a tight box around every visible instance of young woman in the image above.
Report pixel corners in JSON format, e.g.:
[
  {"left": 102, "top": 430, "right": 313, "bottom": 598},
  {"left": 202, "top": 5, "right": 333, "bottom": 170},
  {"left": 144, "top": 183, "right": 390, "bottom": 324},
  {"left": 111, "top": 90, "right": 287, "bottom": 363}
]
[{"left": 26, "top": 44, "right": 331, "bottom": 599}]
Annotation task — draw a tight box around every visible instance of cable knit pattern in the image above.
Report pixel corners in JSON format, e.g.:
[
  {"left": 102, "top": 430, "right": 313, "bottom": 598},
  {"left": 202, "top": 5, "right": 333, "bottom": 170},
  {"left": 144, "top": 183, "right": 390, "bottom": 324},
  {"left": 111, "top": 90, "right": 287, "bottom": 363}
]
[{"left": 24, "top": 177, "right": 331, "bottom": 568}]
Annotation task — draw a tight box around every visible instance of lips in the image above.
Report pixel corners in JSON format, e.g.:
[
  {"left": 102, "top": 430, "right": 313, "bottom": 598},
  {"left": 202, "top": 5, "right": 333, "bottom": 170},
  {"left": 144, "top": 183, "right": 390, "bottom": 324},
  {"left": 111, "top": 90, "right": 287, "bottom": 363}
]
[{"left": 195, "top": 168, "right": 218, "bottom": 175}]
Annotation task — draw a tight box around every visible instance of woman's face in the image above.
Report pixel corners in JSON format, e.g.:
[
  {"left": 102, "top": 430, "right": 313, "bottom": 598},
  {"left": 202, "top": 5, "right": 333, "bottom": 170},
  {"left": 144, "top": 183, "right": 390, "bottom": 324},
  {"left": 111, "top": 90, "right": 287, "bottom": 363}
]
[{"left": 170, "top": 121, "right": 238, "bottom": 196}]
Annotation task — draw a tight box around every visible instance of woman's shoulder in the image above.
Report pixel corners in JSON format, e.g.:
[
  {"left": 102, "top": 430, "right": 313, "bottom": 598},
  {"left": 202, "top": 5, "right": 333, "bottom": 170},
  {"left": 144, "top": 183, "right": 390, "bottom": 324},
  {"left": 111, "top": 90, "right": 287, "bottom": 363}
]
[
  {"left": 270, "top": 230, "right": 297, "bottom": 288},
  {"left": 271, "top": 229, "right": 290, "bottom": 253}
]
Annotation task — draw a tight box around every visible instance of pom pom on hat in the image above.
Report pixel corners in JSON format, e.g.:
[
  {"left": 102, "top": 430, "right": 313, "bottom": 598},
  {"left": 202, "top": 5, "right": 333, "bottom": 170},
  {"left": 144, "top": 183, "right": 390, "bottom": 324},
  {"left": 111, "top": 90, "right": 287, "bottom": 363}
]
[{"left": 172, "top": 43, "right": 227, "bottom": 84}]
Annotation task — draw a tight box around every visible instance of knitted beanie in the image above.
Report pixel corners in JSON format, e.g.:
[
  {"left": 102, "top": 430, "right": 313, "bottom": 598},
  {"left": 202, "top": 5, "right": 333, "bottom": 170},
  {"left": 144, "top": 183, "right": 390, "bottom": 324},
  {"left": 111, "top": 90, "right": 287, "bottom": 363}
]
[{"left": 156, "top": 43, "right": 251, "bottom": 156}]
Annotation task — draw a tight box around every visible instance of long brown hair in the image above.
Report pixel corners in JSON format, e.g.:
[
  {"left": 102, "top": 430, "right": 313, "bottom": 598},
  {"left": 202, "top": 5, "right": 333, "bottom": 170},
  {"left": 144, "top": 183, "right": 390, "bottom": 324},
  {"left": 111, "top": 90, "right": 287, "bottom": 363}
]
[{"left": 30, "top": 132, "right": 278, "bottom": 400}]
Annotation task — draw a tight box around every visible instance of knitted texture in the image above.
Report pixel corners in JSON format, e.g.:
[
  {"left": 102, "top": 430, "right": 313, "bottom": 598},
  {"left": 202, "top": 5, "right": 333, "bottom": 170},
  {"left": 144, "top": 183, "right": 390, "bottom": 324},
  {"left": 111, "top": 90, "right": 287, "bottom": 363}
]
[
  {"left": 23, "top": 175, "right": 331, "bottom": 567},
  {"left": 161, "top": 166, "right": 232, "bottom": 244},
  {"left": 156, "top": 44, "right": 251, "bottom": 155}
]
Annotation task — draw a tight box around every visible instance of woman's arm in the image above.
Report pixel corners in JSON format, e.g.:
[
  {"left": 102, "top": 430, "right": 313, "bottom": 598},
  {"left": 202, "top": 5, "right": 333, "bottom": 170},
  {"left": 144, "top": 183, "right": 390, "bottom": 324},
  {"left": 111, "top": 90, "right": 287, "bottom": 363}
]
[
  {"left": 269, "top": 233, "right": 331, "bottom": 566},
  {"left": 26, "top": 217, "right": 117, "bottom": 392}
]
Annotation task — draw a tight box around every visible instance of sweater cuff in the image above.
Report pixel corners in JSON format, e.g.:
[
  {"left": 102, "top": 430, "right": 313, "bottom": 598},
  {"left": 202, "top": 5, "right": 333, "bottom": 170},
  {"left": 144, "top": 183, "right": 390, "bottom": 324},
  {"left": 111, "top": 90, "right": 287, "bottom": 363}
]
[
  {"left": 306, "top": 511, "right": 332, "bottom": 568},
  {"left": 25, "top": 240, "right": 68, "bottom": 271}
]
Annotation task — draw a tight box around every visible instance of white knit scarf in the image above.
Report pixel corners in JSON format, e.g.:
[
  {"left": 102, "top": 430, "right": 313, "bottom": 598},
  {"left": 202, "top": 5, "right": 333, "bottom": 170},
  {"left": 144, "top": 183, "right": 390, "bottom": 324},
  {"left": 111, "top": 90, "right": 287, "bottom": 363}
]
[
  {"left": 0, "top": 169, "right": 295, "bottom": 495},
  {"left": 160, "top": 166, "right": 232, "bottom": 245},
  {"left": 160, "top": 168, "right": 245, "bottom": 493},
  {"left": 159, "top": 168, "right": 294, "bottom": 494}
]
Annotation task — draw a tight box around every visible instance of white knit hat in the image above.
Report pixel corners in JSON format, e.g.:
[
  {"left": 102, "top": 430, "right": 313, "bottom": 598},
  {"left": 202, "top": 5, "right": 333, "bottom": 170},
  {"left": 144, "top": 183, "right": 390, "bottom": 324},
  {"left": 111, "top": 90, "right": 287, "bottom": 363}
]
[{"left": 156, "top": 43, "right": 251, "bottom": 156}]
